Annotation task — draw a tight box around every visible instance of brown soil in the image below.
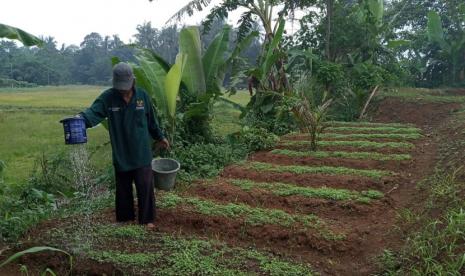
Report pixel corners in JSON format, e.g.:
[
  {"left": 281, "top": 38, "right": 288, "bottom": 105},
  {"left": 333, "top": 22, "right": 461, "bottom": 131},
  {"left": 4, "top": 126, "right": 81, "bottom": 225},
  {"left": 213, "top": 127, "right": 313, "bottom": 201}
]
[{"left": 372, "top": 98, "right": 461, "bottom": 129}]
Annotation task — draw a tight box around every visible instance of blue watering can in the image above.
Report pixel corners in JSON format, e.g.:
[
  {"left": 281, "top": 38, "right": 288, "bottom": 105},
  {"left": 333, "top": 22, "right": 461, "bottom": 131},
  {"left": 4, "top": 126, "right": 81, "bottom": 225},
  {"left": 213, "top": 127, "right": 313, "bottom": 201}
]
[{"left": 60, "top": 117, "right": 87, "bottom": 144}]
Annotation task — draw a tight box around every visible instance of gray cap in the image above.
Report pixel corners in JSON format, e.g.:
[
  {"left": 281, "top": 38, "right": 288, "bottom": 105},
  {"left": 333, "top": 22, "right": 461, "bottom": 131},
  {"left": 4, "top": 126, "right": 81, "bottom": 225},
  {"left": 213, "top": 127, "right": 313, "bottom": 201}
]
[{"left": 112, "top": 62, "right": 135, "bottom": 91}]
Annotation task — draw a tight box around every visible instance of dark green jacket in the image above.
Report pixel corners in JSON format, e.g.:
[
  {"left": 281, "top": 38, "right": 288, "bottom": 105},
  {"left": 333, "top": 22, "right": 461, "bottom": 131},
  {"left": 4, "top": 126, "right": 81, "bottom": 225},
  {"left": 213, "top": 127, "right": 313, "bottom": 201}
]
[{"left": 81, "top": 88, "right": 164, "bottom": 172}]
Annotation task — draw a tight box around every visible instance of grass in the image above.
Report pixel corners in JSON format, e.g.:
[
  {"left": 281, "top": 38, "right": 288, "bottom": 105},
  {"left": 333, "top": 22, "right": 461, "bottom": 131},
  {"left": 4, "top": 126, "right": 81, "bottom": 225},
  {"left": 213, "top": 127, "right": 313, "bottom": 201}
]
[
  {"left": 228, "top": 179, "right": 384, "bottom": 202},
  {"left": 0, "top": 111, "right": 110, "bottom": 185},
  {"left": 0, "top": 86, "right": 249, "bottom": 185},
  {"left": 326, "top": 126, "right": 422, "bottom": 134},
  {"left": 244, "top": 162, "right": 393, "bottom": 179},
  {"left": 280, "top": 140, "right": 415, "bottom": 150},
  {"left": 157, "top": 193, "right": 343, "bottom": 240},
  {"left": 379, "top": 87, "right": 465, "bottom": 103},
  {"left": 271, "top": 149, "right": 412, "bottom": 161}
]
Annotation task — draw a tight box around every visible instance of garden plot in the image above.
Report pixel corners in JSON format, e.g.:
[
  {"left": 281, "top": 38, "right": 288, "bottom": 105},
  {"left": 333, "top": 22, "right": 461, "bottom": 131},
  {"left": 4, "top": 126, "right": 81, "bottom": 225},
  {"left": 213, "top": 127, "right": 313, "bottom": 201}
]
[{"left": 2, "top": 121, "right": 424, "bottom": 275}]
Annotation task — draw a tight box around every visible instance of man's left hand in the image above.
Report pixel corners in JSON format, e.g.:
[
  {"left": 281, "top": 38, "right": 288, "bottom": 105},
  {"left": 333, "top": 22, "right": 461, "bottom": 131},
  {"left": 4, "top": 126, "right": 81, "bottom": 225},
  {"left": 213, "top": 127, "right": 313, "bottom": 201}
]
[{"left": 156, "top": 138, "right": 170, "bottom": 150}]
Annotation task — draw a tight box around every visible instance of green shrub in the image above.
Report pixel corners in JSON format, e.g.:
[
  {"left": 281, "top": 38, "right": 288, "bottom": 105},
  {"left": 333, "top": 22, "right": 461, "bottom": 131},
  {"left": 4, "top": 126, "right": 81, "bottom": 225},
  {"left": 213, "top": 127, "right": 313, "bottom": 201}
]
[
  {"left": 234, "top": 126, "right": 279, "bottom": 152},
  {"left": 171, "top": 142, "right": 247, "bottom": 181}
]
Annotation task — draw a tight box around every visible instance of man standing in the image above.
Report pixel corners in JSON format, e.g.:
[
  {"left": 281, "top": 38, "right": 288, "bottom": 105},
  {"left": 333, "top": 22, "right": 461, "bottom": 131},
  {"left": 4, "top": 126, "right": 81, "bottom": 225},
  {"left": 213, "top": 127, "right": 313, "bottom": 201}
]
[{"left": 79, "top": 62, "right": 169, "bottom": 229}]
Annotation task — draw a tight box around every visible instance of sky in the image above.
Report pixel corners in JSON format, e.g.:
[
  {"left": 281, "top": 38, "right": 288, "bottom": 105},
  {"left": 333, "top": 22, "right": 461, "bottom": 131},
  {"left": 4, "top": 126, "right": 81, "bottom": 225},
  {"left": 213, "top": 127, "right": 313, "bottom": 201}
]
[{"left": 2, "top": 0, "right": 229, "bottom": 46}]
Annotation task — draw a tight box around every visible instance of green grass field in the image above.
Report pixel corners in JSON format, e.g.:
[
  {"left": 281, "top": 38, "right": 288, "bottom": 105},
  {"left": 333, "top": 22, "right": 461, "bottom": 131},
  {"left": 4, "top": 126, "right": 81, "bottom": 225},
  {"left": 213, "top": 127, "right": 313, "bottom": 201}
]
[{"left": 0, "top": 86, "right": 250, "bottom": 185}]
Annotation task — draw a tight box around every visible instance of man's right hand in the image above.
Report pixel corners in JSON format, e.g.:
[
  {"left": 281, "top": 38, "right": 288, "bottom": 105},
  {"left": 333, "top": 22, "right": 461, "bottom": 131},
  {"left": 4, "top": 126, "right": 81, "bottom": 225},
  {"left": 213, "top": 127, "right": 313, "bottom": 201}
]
[{"left": 156, "top": 138, "right": 170, "bottom": 150}]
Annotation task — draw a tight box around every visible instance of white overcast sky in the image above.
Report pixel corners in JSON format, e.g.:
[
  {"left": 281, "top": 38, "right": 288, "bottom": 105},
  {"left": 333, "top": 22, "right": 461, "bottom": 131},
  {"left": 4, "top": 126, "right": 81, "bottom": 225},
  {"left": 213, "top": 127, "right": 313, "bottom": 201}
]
[{"left": 2, "top": 0, "right": 234, "bottom": 46}]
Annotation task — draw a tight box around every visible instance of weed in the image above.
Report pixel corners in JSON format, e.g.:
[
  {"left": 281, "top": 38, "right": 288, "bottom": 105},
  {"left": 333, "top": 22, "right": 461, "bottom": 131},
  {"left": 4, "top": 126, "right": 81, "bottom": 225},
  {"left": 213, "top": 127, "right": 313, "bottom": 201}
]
[
  {"left": 271, "top": 149, "right": 411, "bottom": 161},
  {"left": 97, "top": 224, "right": 147, "bottom": 239},
  {"left": 89, "top": 250, "right": 159, "bottom": 267},
  {"left": 245, "top": 162, "right": 392, "bottom": 179},
  {"left": 229, "top": 179, "right": 383, "bottom": 202},
  {"left": 280, "top": 140, "right": 415, "bottom": 150}
]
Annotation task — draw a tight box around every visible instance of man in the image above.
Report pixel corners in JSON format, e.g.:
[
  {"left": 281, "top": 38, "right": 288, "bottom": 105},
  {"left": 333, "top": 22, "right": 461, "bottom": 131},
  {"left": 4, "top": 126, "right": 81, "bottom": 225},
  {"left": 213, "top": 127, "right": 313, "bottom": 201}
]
[{"left": 79, "top": 62, "right": 169, "bottom": 229}]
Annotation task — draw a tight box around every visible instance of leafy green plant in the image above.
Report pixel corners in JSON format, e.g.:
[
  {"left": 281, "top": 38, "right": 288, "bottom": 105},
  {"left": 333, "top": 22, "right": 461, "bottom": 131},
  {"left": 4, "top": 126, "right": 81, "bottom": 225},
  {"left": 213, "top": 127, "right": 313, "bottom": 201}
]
[
  {"left": 271, "top": 149, "right": 411, "bottom": 161},
  {"left": 0, "top": 246, "right": 72, "bottom": 273},
  {"left": 0, "top": 23, "right": 43, "bottom": 46},
  {"left": 292, "top": 95, "right": 332, "bottom": 151},
  {"left": 232, "top": 126, "right": 279, "bottom": 152},
  {"left": 171, "top": 142, "right": 247, "bottom": 182},
  {"left": 427, "top": 10, "right": 465, "bottom": 84},
  {"left": 244, "top": 162, "right": 392, "bottom": 179}
]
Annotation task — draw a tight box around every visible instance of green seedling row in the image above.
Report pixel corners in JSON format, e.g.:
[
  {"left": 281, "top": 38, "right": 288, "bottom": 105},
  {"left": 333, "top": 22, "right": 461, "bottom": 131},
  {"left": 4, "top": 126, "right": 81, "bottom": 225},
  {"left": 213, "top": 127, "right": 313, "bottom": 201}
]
[
  {"left": 229, "top": 179, "right": 384, "bottom": 202},
  {"left": 87, "top": 230, "right": 316, "bottom": 275},
  {"left": 326, "top": 126, "right": 422, "bottom": 134},
  {"left": 271, "top": 149, "right": 412, "bottom": 161},
  {"left": 327, "top": 121, "right": 416, "bottom": 128},
  {"left": 280, "top": 140, "right": 415, "bottom": 150},
  {"left": 245, "top": 162, "right": 393, "bottom": 179},
  {"left": 320, "top": 132, "right": 423, "bottom": 140},
  {"left": 158, "top": 193, "right": 344, "bottom": 240}
]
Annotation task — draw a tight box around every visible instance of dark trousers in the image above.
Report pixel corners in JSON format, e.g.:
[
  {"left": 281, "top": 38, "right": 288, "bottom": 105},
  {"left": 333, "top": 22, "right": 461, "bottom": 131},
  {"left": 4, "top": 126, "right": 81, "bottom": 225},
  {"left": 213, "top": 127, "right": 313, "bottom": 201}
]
[{"left": 115, "top": 166, "right": 155, "bottom": 224}]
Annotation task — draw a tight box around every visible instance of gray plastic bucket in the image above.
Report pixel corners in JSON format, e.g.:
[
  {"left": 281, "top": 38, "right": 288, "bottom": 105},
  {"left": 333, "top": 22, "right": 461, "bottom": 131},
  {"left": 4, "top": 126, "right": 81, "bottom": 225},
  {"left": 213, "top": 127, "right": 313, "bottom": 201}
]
[{"left": 151, "top": 158, "right": 180, "bottom": 191}]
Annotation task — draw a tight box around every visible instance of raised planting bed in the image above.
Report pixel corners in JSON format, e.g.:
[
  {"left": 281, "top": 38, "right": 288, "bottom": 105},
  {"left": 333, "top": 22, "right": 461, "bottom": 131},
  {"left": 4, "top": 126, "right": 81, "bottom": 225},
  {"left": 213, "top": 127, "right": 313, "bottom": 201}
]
[
  {"left": 279, "top": 140, "right": 415, "bottom": 150},
  {"left": 327, "top": 121, "right": 416, "bottom": 128},
  {"left": 270, "top": 149, "right": 412, "bottom": 161},
  {"left": 242, "top": 162, "right": 394, "bottom": 179},
  {"left": 284, "top": 132, "right": 423, "bottom": 141},
  {"left": 186, "top": 180, "right": 388, "bottom": 220},
  {"left": 38, "top": 223, "right": 317, "bottom": 275},
  {"left": 227, "top": 179, "right": 384, "bottom": 203},
  {"left": 325, "top": 126, "right": 422, "bottom": 134},
  {"left": 157, "top": 193, "right": 344, "bottom": 241}
]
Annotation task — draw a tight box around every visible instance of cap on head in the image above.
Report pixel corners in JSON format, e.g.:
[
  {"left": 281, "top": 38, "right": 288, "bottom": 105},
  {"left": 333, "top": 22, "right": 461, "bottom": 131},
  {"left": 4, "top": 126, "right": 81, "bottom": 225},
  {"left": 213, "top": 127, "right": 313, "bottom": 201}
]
[{"left": 112, "top": 62, "right": 135, "bottom": 91}]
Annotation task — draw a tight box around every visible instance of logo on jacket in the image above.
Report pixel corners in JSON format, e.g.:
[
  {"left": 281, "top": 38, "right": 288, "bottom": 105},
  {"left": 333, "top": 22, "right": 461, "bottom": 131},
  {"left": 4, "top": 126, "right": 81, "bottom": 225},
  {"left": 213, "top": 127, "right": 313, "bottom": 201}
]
[{"left": 136, "top": 99, "right": 145, "bottom": 110}]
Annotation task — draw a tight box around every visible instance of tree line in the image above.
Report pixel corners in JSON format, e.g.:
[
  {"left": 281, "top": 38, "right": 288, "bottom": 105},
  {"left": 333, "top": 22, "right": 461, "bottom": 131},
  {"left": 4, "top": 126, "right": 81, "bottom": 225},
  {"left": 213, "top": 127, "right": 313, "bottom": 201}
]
[{"left": 0, "top": 20, "right": 260, "bottom": 87}]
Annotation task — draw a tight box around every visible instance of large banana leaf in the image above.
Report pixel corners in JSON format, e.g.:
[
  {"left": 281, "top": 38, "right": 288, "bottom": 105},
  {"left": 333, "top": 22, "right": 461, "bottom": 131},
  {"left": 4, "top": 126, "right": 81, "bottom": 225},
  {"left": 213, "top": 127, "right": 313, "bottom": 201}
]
[
  {"left": 0, "top": 23, "right": 43, "bottom": 46},
  {"left": 203, "top": 25, "right": 231, "bottom": 96},
  {"left": 134, "top": 53, "right": 169, "bottom": 119},
  {"left": 367, "top": 0, "right": 384, "bottom": 27},
  {"left": 261, "top": 18, "right": 285, "bottom": 78},
  {"left": 179, "top": 27, "right": 206, "bottom": 97},
  {"left": 427, "top": 11, "right": 449, "bottom": 51},
  {"left": 165, "top": 53, "right": 187, "bottom": 119}
]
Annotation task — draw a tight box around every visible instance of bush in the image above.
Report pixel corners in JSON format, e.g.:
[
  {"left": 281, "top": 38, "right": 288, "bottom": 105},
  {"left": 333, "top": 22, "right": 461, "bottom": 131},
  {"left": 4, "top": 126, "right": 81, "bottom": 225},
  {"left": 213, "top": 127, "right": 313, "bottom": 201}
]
[
  {"left": 171, "top": 142, "right": 247, "bottom": 182},
  {"left": 234, "top": 127, "right": 279, "bottom": 152}
]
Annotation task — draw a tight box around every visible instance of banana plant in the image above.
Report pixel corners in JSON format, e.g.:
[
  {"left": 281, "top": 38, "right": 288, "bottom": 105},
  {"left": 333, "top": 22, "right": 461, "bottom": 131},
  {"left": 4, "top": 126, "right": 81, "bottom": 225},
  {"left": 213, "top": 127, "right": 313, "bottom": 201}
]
[
  {"left": 427, "top": 11, "right": 465, "bottom": 83},
  {"left": 0, "top": 23, "right": 42, "bottom": 46},
  {"left": 132, "top": 51, "right": 187, "bottom": 142},
  {"left": 134, "top": 25, "right": 248, "bottom": 141}
]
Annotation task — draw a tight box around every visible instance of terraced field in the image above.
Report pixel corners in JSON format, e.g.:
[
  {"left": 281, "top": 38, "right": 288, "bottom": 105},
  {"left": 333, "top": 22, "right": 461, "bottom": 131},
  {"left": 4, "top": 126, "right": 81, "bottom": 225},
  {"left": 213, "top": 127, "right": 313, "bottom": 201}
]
[{"left": 9, "top": 120, "right": 428, "bottom": 275}]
